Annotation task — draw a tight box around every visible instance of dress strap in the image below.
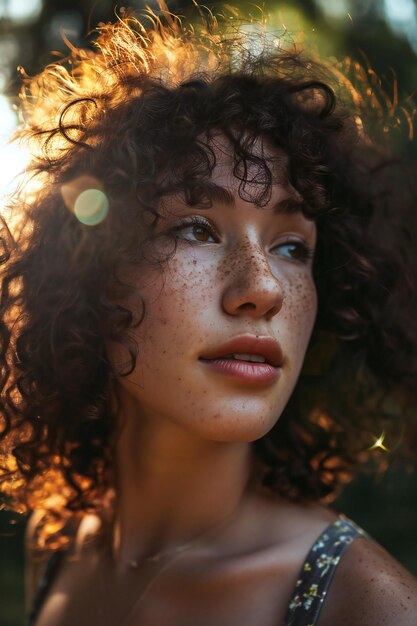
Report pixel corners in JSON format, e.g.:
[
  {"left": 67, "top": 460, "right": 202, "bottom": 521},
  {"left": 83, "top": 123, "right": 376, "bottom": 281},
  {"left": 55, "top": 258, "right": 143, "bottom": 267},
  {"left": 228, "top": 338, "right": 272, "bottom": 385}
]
[
  {"left": 282, "top": 516, "right": 368, "bottom": 626},
  {"left": 26, "top": 549, "right": 65, "bottom": 626},
  {"left": 26, "top": 513, "right": 84, "bottom": 626}
]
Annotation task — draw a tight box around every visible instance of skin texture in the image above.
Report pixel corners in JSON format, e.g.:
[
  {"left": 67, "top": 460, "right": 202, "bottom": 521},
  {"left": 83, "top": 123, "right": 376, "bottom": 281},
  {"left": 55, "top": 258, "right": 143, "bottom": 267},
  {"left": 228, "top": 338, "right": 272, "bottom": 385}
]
[
  {"left": 318, "top": 537, "right": 417, "bottom": 626},
  {"left": 26, "top": 138, "right": 417, "bottom": 625}
]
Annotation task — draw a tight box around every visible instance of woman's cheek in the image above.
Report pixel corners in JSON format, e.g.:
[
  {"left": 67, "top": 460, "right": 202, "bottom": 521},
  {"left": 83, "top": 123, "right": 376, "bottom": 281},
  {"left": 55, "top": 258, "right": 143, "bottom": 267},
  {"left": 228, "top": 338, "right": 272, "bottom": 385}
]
[{"left": 283, "top": 271, "right": 317, "bottom": 374}]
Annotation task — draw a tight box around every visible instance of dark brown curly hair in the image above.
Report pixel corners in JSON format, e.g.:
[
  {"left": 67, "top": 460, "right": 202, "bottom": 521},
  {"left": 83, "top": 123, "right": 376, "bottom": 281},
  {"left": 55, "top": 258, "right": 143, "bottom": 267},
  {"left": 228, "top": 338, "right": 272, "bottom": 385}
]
[{"left": 1, "top": 7, "right": 416, "bottom": 547}]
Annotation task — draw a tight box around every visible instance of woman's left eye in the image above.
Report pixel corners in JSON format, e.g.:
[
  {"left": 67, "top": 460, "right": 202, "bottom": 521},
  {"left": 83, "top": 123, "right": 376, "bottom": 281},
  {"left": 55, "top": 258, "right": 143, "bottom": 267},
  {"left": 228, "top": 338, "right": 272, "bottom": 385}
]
[{"left": 273, "top": 241, "right": 314, "bottom": 263}]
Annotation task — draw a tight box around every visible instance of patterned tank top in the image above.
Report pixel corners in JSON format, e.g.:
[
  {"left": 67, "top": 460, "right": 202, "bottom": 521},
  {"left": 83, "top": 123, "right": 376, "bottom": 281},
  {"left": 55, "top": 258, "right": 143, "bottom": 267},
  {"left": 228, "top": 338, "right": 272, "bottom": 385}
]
[{"left": 27, "top": 516, "right": 367, "bottom": 626}]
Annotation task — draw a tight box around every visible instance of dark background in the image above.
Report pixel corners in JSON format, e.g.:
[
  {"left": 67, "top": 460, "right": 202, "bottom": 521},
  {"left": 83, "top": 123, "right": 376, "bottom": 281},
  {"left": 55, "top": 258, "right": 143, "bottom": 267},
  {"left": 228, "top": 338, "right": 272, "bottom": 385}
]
[{"left": 0, "top": 1, "right": 416, "bottom": 624}]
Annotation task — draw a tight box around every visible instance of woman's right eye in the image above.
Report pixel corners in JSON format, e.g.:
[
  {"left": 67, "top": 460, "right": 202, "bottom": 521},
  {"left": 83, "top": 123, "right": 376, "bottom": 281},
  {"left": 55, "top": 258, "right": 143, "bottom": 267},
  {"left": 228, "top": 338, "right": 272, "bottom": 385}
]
[{"left": 170, "top": 217, "right": 218, "bottom": 244}]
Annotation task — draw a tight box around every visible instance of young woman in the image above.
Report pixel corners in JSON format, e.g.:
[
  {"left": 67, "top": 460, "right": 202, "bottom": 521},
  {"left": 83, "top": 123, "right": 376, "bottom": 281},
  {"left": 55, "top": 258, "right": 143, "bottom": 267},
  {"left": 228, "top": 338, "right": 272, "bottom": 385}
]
[{"left": 1, "top": 7, "right": 417, "bottom": 626}]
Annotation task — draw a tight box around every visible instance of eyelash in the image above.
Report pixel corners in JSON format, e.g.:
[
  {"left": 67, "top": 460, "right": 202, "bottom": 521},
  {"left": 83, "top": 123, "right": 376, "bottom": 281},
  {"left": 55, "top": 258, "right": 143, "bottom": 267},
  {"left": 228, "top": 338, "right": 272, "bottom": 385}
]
[
  {"left": 170, "top": 216, "right": 219, "bottom": 243},
  {"left": 169, "top": 216, "right": 314, "bottom": 264}
]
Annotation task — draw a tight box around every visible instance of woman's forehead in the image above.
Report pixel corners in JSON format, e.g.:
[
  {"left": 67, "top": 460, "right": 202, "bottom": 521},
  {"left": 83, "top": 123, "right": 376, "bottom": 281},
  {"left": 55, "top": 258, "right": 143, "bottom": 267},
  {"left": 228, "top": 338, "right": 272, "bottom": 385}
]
[
  {"left": 208, "top": 132, "right": 290, "bottom": 187},
  {"left": 158, "top": 132, "right": 303, "bottom": 214},
  {"left": 158, "top": 180, "right": 307, "bottom": 225}
]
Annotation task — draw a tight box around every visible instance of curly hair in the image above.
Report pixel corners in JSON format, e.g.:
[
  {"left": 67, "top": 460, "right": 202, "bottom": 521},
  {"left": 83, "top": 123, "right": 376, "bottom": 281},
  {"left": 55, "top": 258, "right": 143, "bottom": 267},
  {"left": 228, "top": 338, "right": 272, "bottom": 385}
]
[{"left": 0, "top": 8, "right": 416, "bottom": 547}]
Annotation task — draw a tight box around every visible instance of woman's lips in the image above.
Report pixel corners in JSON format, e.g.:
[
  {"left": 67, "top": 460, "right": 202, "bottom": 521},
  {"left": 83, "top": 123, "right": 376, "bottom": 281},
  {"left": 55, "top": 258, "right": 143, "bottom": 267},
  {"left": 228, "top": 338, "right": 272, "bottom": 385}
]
[
  {"left": 199, "top": 334, "right": 284, "bottom": 368},
  {"left": 199, "top": 357, "right": 281, "bottom": 385}
]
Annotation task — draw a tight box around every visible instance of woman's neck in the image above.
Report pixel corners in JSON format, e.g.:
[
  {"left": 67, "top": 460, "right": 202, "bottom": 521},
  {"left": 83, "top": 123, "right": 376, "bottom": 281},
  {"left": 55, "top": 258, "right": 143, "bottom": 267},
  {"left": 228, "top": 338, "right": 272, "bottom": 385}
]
[{"left": 111, "top": 405, "right": 257, "bottom": 568}]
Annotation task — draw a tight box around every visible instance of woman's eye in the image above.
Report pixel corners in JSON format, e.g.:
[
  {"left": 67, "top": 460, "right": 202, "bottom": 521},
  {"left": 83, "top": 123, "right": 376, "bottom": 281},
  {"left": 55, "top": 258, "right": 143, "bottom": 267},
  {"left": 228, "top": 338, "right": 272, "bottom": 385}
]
[
  {"left": 274, "top": 241, "right": 314, "bottom": 263},
  {"left": 172, "top": 219, "right": 217, "bottom": 243}
]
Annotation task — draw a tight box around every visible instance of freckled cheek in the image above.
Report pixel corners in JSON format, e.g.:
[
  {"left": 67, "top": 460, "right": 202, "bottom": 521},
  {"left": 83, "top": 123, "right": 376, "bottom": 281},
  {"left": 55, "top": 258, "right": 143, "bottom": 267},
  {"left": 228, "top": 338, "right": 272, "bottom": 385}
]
[
  {"left": 157, "top": 258, "right": 218, "bottom": 306},
  {"left": 295, "top": 276, "right": 317, "bottom": 330},
  {"left": 281, "top": 274, "right": 317, "bottom": 361},
  {"left": 136, "top": 261, "right": 217, "bottom": 342}
]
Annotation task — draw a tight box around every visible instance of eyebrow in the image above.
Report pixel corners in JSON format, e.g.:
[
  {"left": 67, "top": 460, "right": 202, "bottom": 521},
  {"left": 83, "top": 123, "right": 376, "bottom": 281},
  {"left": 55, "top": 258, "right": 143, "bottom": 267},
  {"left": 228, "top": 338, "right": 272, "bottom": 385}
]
[{"left": 195, "top": 182, "right": 307, "bottom": 215}]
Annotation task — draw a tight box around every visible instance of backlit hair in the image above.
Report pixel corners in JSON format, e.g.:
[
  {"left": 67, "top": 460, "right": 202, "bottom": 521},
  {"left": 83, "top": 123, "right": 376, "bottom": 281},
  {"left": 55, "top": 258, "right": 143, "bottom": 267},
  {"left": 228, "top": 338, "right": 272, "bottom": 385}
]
[{"left": 0, "top": 7, "right": 416, "bottom": 548}]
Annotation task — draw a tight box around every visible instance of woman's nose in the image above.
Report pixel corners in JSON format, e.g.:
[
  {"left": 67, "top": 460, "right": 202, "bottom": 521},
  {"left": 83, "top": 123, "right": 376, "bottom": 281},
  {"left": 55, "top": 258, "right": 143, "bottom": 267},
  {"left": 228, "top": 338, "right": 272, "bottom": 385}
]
[{"left": 221, "top": 242, "right": 284, "bottom": 321}]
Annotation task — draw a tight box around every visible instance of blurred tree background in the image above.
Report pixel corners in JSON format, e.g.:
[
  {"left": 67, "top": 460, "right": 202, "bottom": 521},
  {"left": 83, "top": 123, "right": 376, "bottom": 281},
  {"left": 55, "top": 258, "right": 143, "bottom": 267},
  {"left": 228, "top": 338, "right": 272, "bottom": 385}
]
[{"left": 0, "top": 0, "right": 416, "bottom": 624}]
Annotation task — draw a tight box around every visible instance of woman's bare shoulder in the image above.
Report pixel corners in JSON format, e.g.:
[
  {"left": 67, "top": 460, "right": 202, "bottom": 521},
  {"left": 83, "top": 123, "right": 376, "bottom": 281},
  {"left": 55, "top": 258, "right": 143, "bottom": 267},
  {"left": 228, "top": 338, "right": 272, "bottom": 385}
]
[
  {"left": 25, "top": 511, "right": 52, "bottom": 614},
  {"left": 24, "top": 510, "right": 99, "bottom": 613},
  {"left": 318, "top": 532, "right": 417, "bottom": 626}
]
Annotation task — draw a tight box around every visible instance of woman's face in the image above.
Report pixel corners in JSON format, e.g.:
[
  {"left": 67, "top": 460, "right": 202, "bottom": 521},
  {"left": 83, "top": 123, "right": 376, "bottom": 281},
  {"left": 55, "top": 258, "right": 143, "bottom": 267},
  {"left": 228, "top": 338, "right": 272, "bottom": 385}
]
[{"left": 108, "top": 137, "right": 317, "bottom": 442}]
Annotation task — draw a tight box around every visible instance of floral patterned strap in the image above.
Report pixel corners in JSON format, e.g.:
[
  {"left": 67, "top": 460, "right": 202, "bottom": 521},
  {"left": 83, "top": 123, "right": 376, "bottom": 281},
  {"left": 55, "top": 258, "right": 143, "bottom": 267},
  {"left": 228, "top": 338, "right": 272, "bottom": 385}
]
[{"left": 282, "top": 517, "right": 368, "bottom": 626}]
